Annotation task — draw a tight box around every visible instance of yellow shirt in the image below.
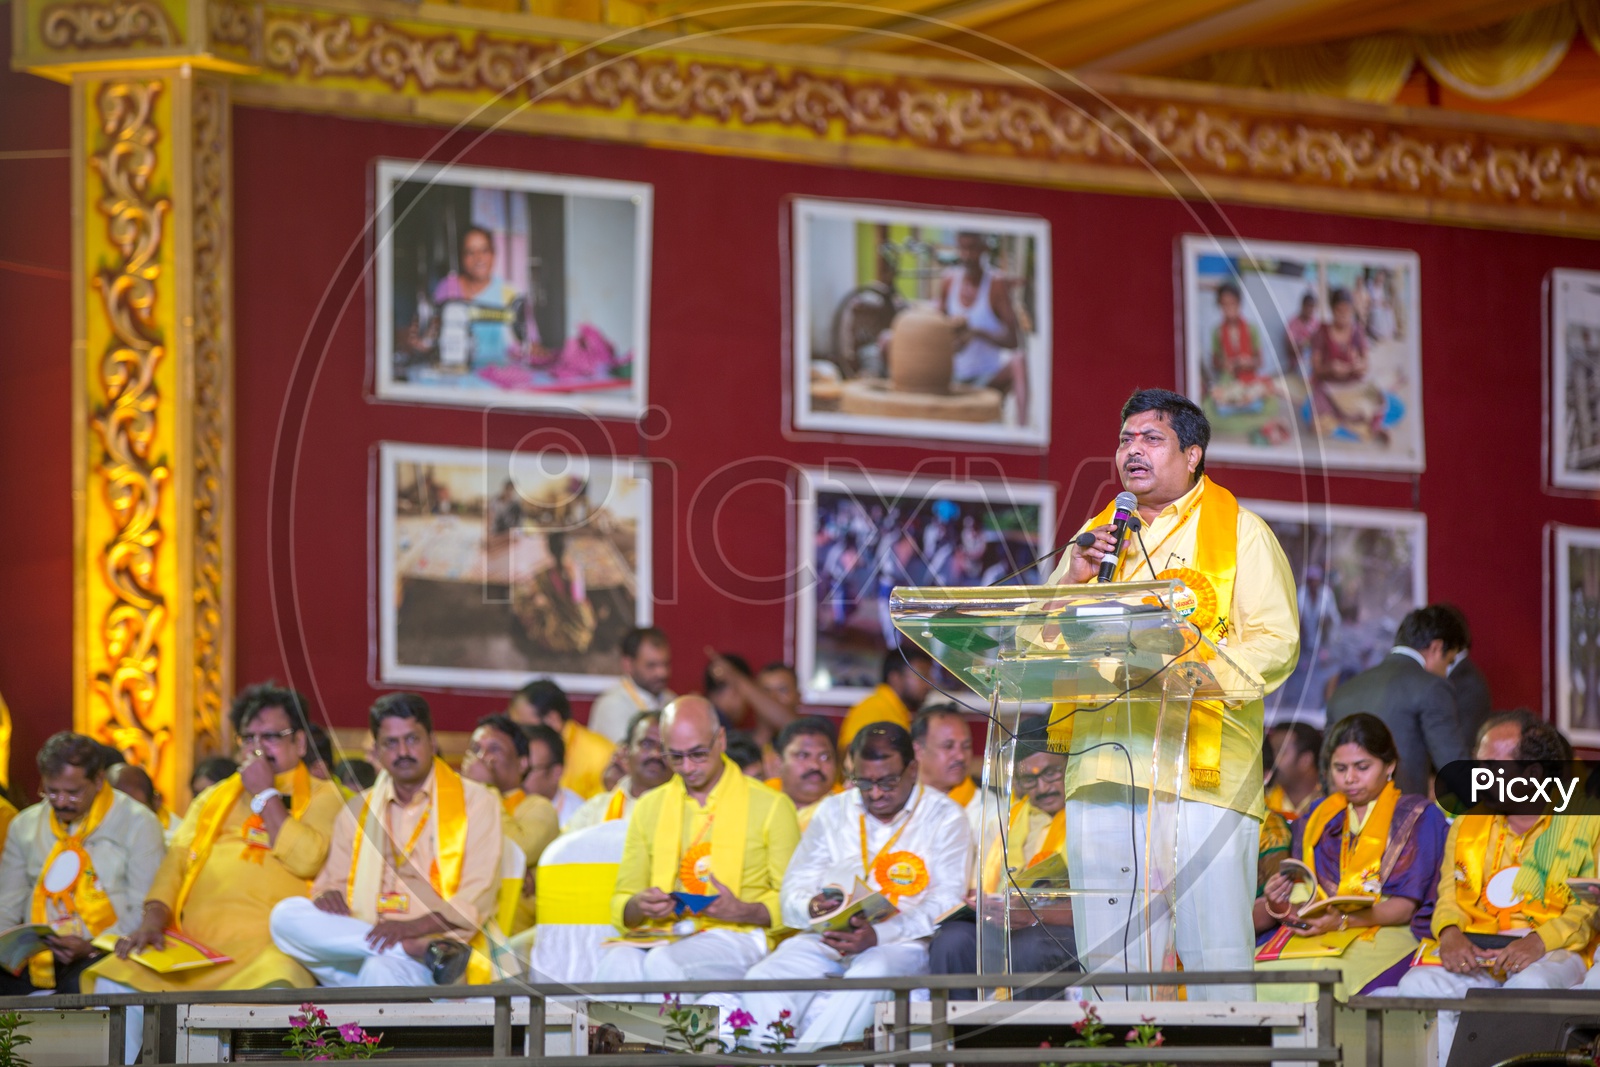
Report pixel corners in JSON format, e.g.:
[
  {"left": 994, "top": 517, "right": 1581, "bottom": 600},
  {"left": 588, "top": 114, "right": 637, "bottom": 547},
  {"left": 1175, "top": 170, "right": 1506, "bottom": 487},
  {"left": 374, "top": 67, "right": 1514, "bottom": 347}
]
[
  {"left": 1046, "top": 477, "right": 1299, "bottom": 819},
  {"left": 87, "top": 773, "right": 344, "bottom": 993},
  {"left": 0, "top": 796, "right": 18, "bottom": 857},
  {"left": 838, "top": 684, "right": 911, "bottom": 751},
  {"left": 611, "top": 766, "right": 800, "bottom": 935},
  {"left": 1432, "top": 815, "right": 1598, "bottom": 953},
  {"left": 561, "top": 720, "right": 616, "bottom": 800}
]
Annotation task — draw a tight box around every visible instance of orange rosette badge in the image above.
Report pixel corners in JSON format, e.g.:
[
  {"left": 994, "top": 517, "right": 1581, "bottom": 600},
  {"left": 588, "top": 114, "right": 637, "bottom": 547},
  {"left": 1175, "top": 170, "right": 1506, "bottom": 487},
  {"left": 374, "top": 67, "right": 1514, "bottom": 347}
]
[
  {"left": 1156, "top": 568, "right": 1219, "bottom": 630},
  {"left": 679, "top": 842, "right": 714, "bottom": 894},
  {"left": 240, "top": 814, "right": 271, "bottom": 864},
  {"left": 872, "top": 851, "right": 929, "bottom": 903}
]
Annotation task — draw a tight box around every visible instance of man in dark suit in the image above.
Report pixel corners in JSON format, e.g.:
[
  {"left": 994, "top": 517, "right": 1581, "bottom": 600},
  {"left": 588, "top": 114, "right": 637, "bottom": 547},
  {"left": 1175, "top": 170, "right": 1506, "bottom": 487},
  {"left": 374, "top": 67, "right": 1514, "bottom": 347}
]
[
  {"left": 1441, "top": 605, "right": 1493, "bottom": 752},
  {"left": 1325, "top": 605, "right": 1468, "bottom": 795}
]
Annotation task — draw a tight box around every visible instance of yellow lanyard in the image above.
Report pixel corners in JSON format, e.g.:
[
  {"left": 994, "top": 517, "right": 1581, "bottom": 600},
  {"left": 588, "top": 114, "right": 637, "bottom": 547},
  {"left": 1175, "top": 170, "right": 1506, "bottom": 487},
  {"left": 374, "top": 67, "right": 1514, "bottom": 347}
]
[
  {"left": 860, "top": 787, "right": 923, "bottom": 877},
  {"left": 386, "top": 799, "right": 432, "bottom": 872}
]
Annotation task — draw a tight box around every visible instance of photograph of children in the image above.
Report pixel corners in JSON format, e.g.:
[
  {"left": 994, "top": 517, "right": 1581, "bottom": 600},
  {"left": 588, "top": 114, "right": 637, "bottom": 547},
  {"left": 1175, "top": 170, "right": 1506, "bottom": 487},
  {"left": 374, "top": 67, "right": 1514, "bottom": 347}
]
[
  {"left": 792, "top": 199, "right": 1051, "bottom": 447},
  {"left": 795, "top": 467, "right": 1055, "bottom": 705},
  {"left": 374, "top": 160, "right": 651, "bottom": 416},
  {"left": 378, "top": 442, "right": 652, "bottom": 693},
  {"left": 1182, "top": 237, "right": 1423, "bottom": 472},
  {"left": 1555, "top": 525, "right": 1600, "bottom": 747},
  {"left": 1245, "top": 501, "right": 1427, "bottom": 725},
  {"left": 1549, "top": 270, "right": 1600, "bottom": 489}
]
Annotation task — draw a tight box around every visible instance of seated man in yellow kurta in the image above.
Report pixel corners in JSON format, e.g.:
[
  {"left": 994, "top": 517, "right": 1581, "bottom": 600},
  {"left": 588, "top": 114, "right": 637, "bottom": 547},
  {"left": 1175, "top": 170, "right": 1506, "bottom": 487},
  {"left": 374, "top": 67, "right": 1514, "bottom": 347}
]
[
  {"left": 507, "top": 678, "right": 614, "bottom": 800},
  {"left": 88, "top": 685, "right": 344, "bottom": 1061},
  {"left": 461, "top": 713, "right": 559, "bottom": 934}
]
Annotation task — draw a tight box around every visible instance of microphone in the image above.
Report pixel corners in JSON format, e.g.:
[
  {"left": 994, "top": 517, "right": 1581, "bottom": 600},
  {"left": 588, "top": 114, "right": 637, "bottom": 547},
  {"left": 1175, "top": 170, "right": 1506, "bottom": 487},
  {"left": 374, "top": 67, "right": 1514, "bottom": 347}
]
[
  {"left": 1097, "top": 491, "right": 1139, "bottom": 583},
  {"left": 985, "top": 532, "right": 1096, "bottom": 587}
]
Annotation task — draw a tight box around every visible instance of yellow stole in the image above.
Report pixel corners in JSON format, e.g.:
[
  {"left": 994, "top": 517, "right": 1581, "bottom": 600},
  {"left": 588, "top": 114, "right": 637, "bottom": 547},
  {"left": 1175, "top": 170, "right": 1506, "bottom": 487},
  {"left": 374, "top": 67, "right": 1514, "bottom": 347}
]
[
  {"left": 603, "top": 788, "right": 628, "bottom": 822},
  {"left": 30, "top": 783, "right": 118, "bottom": 987},
  {"left": 172, "top": 766, "right": 314, "bottom": 924},
  {"left": 982, "top": 800, "right": 1065, "bottom": 893},
  {"left": 500, "top": 789, "right": 525, "bottom": 818},
  {"left": 648, "top": 757, "right": 750, "bottom": 902},
  {"left": 1052, "top": 476, "right": 1239, "bottom": 789},
  {"left": 947, "top": 778, "right": 977, "bottom": 807},
  {"left": 1301, "top": 783, "right": 1400, "bottom": 897},
  {"left": 1452, "top": 815, "right": 1567, "bottom": 932},
  {"left": 346, "top": 758, "right": 469, "bottom": 923}
]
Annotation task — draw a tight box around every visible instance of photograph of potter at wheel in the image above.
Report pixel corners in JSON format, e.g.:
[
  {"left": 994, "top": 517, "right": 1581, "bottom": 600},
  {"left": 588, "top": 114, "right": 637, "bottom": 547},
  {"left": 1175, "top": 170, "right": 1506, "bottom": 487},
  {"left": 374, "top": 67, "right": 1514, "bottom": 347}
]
[{"left": 791, "top": 198, "right": 1052, "bottom": 446}]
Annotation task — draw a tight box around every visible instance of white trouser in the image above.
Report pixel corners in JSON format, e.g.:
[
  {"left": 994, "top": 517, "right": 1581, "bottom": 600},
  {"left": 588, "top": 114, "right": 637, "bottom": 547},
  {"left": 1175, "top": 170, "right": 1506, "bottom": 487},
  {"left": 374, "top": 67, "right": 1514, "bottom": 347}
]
[
  {"left": 593, "top": 928, "right": 767, "bottom": 1002},
  {"left": 705, "top": 933, "right": 928, "bottom": 1051},
  {"left": 1391, "top": 949, "right": 1586, "bottom": 1066},
  {"left": 92, "top": 978, "right": 144, "bottom": 1065},
  {"left": 1065, "top": 789, "right": 1257, "bottom": 1001},
  {"left": 269, "top": 897, "right": 434, "bottom": 988}
]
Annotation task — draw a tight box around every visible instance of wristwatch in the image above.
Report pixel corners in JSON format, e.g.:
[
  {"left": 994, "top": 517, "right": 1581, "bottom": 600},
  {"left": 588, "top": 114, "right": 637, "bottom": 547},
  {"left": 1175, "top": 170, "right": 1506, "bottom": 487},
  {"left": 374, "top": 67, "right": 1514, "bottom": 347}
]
[{"left": 250, "top": 788, "right": 282, "bottom": 814}]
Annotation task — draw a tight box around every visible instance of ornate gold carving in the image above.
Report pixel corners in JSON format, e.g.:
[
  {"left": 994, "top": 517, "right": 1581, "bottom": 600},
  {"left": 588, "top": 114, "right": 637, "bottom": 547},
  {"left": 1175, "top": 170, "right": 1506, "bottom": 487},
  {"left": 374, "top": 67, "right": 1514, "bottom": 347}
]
[
  {"left": 190, "top": 79, "right": 227, "bottom": 763},
  {"left": 209, "top": 2, "right": 1600, "bottom": 227},
  {"left": 89, "top": 79, "right": 174, "bottom": 788},
  {"left": 41, "top": 0, "right": 176, "bottom": 49}
]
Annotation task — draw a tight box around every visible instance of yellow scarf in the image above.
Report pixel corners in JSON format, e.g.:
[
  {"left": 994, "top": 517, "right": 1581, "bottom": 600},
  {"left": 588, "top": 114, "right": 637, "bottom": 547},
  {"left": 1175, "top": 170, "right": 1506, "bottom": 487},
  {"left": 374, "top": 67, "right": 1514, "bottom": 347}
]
[
  {"left": 1051, "top": 476, "right": 1239, "bottom": 789},
  {"left": 982, "top": 800, "right": 1065, "bottom": 893},
  {"left": 603, "top": 788, "right": 628, "bottom": 822},
  {"left": 1452, "top": 814, "right": 1569, "bottom": 932},
  {"left": 500, "top": 789, "right": 525, "bottom": 818},
  {"left": 172, "top": 765, "right": 314, "bottom": 924},
  {"left": 648, "top": 757, "right": 750, "bottom": 903},
  {"left": 347, "top": 758, "right": 468, "bottom": 923},
  {"left": 1301, "top": 783, "right": 1400, "bottom": 897},
  {"left": 947, "top": 778, "right": 977, "bottom": 807},
  {"left": 30, "top": 783, "right": 118, "bottom": 987}
]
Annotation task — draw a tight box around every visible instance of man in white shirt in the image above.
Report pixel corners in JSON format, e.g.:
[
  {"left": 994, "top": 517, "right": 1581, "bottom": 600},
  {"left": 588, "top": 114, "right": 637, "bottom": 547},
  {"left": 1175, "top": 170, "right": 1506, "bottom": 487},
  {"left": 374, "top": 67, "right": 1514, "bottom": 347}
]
[
  {"left": 712, "top": 723, "right": 969, "bottom": 1050},
  {"left": 521, "top": 723, "right": 585, "bottom": 828},
  {"left": 587, "top": 628, "right": 676, "bottom": 744},
  {"left": 565, "top": 712, "right": 672, "bottom": 832}
]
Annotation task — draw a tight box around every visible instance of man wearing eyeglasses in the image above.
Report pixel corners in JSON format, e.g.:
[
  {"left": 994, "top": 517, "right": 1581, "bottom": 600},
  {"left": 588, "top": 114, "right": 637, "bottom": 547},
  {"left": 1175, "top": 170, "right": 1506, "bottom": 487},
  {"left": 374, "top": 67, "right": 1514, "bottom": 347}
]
[
  {"left": 930, "top": 729, "right": 1073, "bottom": 1000},
  {"left": 88, "top": 685, "right": 345, "bottom": 1059},
  {"left": 598, "top": 696, "right": 799, "bottom": 993},
  {"left": 716, "top": 723, "right": 970, "bottom": 1051},
  {"left": 566, "top": 711, "right": 673, "bottom": 833},
  {"left": 272, "top": 693, "right": 503, "bottom": 987},
  {"left": 0, "top": 732, "right": 164, "bottom": 996}
]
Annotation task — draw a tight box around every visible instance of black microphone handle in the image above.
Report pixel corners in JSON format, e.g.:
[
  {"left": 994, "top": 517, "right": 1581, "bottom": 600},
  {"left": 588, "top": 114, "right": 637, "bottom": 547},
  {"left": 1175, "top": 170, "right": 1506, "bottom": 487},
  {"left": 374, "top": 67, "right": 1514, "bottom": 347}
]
[{"left": 1097, "top": 518, "right": 1130, "bottom": 582}]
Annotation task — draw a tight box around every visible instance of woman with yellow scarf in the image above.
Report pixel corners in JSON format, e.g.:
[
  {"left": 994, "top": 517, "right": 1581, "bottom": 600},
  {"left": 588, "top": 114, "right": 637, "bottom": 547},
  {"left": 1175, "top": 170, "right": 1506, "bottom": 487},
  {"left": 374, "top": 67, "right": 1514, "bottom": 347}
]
[{"left": 1253, "top": 714, "right": 1447, "bottom": 1000}]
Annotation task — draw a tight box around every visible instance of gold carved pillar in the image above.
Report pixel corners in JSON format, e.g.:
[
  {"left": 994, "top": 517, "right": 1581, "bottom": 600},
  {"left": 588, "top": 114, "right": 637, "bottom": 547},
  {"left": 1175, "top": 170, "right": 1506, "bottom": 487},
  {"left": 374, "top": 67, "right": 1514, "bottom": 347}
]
[{"left": 68, "top": 66, "right": 233, "bottom": 807}]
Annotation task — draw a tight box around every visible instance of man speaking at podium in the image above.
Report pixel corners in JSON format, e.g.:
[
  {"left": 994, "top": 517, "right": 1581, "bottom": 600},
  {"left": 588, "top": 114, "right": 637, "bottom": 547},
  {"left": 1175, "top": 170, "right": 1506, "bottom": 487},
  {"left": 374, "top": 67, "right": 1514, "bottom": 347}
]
[{"left": 1045, "top": 388, "right": 1299, "bottom": 1000}]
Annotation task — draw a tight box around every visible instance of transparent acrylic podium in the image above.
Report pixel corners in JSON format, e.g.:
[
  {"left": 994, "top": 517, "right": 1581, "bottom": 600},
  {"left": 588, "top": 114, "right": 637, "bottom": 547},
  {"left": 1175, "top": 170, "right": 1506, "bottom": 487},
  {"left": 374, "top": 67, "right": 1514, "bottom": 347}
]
[{"left": 889, "top": 580, "right": 1265, "bottom": 1001}]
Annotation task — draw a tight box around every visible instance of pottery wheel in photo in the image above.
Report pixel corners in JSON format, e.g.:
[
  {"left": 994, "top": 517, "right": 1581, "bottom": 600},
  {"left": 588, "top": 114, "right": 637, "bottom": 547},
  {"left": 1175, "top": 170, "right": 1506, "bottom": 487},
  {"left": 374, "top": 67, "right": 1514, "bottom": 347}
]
[{"left": 839, "top": 378, "right": 1002, "bottom": 423}]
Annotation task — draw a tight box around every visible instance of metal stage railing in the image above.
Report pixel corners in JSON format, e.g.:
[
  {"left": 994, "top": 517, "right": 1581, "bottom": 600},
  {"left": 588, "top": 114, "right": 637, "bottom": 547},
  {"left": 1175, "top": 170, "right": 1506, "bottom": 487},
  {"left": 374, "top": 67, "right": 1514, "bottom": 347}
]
[
  {"left": 0, "top": 969, "right": 1340, "bottom": 1065},
  {"left": 1348, "top": 992, "right": 1600, "bottom": 1067}
]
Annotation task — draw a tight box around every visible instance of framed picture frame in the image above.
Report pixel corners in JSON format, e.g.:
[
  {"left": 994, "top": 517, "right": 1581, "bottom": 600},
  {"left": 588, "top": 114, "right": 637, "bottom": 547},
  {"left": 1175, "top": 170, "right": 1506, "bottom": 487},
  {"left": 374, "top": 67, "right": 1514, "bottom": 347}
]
[
  {"left": 1554, "top": 524, "right": 1600, "bottom": 747},
  {"left": 1548, "top": 270, "right": 1600, "bottom": 489},
  {"left": 1181, "top": 236, "right": 1424, "bottom": 473},
  {"left": 791, "top": 198, "right": 1052, "bottom": 447},
  {"left": 373, "top": 159, "right": 651, "bottom": 417},
  {"left": 1243, "top": 499, "right": 1427, "bottom": 725},
  {"left": 376, "top": 441, "right": 652, "bottom": 694},
  {"left": 795, "top": 465, "right": 1056, "bottom": 706}
]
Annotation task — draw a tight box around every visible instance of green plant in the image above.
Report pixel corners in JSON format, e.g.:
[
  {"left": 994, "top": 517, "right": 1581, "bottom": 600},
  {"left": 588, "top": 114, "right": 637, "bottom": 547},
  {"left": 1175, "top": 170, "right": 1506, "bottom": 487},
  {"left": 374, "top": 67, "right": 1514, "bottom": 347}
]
[
  {"left": 1038, "top": 1001, "right": 1168, "bottom": 1067},
  {"left": 286, "top": 1003, "right": 387, "bottom": 1061},
  {"left": 658, "top": 996, "right": 797, "bottom": 1061},
  {"left": 0, "top": 1012, "right": 31, "bottom": 1067}
]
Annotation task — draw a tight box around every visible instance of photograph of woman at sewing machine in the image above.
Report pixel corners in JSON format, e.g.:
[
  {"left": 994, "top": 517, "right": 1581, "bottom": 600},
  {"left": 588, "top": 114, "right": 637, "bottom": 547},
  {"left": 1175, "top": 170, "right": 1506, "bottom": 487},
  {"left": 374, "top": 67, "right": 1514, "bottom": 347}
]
[
  {"left": 374, "top": 160, "right": 651, "bottom": 417},
  {"left": 1181, "top": 236, "right": 1423, "bottom": 473}
]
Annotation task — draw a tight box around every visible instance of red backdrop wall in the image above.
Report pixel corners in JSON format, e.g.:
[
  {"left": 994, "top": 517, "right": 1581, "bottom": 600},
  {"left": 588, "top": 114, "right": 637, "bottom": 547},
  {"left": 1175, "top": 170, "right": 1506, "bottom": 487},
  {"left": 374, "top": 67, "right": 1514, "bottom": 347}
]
[{"left": 6, "top": 25, "right": 1600, "bottom": 791}]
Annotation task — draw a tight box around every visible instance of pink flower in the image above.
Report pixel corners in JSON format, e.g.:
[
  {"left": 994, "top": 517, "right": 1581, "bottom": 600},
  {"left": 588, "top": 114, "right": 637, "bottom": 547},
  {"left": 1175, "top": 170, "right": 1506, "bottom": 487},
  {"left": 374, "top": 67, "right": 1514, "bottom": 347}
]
[
  {"left": 1071, "top": 1019, "right": 1089, "bottom": 1034},
  {"left": 1039, "top": 1041, "right": 1052, "bottom": 1049},
  {"left": 727, "top": 1010, "right": 756, "bottom": 1030},
  {"left": 338, "top": 1023, "right": 366, "bottom": 1043},
  {"left": 778, "top": 1010, "right": 791, "bottom": 1020},
  {"left": 1151, "top": 1033, "right": 1165, "bottom": 1047},
  {"left": 1140, "top": 1016, "right": 1156, "bottom": 1024},
  {"left": 1126, "top": 1030, "right": 1139, "bottom": 1042},
  {"left": 288, "top": 1015, "right": 307, "bottom": 1029}
]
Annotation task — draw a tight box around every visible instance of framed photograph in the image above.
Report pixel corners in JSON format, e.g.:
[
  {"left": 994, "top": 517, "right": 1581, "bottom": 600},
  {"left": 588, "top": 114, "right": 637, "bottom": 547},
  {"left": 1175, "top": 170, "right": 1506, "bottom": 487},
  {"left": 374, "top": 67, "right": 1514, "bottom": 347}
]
[
  {"left": 1243, "top": 500, "right": 1427, "bottom": 725},
  {"left": 795, "top": 466, "right": 1056, "bottom": 706},
  {"left": 374, "top": 160, "right": 651, "bottom": 417},
  {"left": 377, "top": 442, "right": 652, "bottom": 693},
  {"left": 1549, "top": 270, "right": 1600, "bottom": 489},
  {"left": 791, "top": 198, "right": 1051, "bottom": 447},
  {"left": 1181, "top": 236, "right": 1423, "bottom": 472},
  {"left": 1554, "top": 525, "right": 1600, "bottom": 747}
]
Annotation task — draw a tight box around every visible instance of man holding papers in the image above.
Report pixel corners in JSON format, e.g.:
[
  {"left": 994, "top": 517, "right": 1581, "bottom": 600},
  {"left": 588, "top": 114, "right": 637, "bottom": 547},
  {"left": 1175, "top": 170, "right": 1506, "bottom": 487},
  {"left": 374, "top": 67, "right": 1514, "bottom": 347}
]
[
  {"left": 713, "top": 723, "right": 969, "bottom": 1050},
  {"left": 271, "top": 693, "right": 503, "bottom": 987},
  {"left": 0, "top": 732, "right": 164, "bottom": 994},
  {"left": 597, "top": 696, "right": 799, "bottom": 991}
]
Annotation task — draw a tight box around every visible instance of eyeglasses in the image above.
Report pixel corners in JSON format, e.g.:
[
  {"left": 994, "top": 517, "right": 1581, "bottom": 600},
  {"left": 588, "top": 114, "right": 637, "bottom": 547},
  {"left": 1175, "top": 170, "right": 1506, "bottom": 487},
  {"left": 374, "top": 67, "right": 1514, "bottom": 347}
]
[
  {"left": 665, "top": 747, "right": 715, "bottom": 766},
  {"left": 1016, "top": 766, "right": 1066, "bottom": 790},
  {"left": 39, "top": 785, "right": 91, "bottom": 804},
  {"left": 525, "top": 762, "right": 559, "bottom": 775},
  {"left": 377, "top": 734, "right": 428, "bottom": 754},
  {"left": 852, "top": 771, "right": 905, "bottom": 795},
  {"left": 239, "top": 728, "right": 297, "bottom": 747}
]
